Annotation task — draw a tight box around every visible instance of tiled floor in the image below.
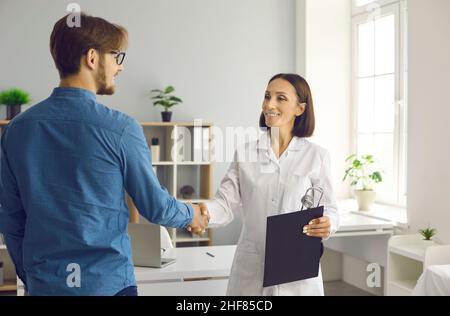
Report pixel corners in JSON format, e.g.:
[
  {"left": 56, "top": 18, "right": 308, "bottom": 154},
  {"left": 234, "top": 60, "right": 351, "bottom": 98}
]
[{"left": 324, "top": 281, "right": 375, "bottom": 296}]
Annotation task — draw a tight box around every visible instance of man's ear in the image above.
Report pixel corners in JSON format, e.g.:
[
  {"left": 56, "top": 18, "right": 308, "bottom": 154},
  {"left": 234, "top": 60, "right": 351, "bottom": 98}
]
[
  {"left": 296, "top": 102, "right": 306, "bottom": 117},
  {"left": 83, "top": 48, "right": 98, "bottom": 71}
]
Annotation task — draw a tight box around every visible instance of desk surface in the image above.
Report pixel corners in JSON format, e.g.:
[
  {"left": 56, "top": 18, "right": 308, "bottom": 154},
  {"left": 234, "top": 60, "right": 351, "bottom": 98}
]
[
  {"left": 338, "top": 212, "right": 395, "bottom": 232},
  {"left": 134, "top": 245, "right": 236, "bottom": 282},
  {"left": 338, "top": 199, "right": 407, "bottom": 228}
]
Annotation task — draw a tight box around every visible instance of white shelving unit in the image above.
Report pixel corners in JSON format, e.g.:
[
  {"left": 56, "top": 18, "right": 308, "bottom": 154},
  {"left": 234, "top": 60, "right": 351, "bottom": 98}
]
[
  {"left": 126, "top": 121, "right": 214, "bottom": 247},
  {"left": 386, "top": 234, "right": 450, "bottom": 296}
]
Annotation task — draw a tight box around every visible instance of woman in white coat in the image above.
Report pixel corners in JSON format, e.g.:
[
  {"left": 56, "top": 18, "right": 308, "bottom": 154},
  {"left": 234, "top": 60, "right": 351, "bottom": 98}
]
[{"left": 203, "top": 73, "right": 340, "bottom": 296}]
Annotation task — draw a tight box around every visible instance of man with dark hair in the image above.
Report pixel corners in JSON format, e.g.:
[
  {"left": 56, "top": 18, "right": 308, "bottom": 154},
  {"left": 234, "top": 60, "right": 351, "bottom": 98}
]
[{"left": 0, "top": 13, "right": 208, "bottom": 296}]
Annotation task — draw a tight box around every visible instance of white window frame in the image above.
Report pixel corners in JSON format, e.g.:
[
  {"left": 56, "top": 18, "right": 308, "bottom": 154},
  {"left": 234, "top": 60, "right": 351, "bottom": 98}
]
[
  {"left": 351, "top": 0, "right": 407, "bottom": 206},
  {"left": 352, "top": 0, "right": 399, "bottom": 15}
]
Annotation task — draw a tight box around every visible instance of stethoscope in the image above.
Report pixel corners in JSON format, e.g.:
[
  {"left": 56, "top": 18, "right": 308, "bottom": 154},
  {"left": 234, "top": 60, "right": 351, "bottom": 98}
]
[{"left": 300, "top": 187, "right": 324, "bottom": 212}]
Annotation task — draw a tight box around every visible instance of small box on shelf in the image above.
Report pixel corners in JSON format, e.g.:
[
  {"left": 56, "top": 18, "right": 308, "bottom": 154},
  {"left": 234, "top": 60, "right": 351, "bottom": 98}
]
[{"left": 150, "top": 137, "right": 160, "bottom": 162}]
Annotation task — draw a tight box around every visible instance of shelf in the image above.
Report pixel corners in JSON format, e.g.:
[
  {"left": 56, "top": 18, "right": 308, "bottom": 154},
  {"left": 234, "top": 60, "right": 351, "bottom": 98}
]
[
  {"left": 0, "top": 280, "right": 17, "bottom": 292},
  {"left": 176, "top": 237, "right": 211, "bottom": 243},
  {"left": 153, "top": 161, "right": 211, "bottom": 166},
  {"left": 141, "top": 121, "right": 212, "bottom": 127},
  {"left": 128, "top": 121, "right": 214, "bottom": 246},
  {"left": 390, "top": 244, "right": 428, "bottom": 262},
  {"left": 389, "top": 280, "right": 417, "bottom": 292},
  {"left": 0, "top": 120, "right": 214, "bottom": 128},
  {"left": 178, "top": 199, "right": 209, "bottom": 204},
  {"left": 175, "top": 229, "right": 210, "bottom": 243},
  {"left": 177, "top": 161, "right": 211, "bottom": 165},
  {"left": 152, "top": 161, "right": 175, "bottom": 166},
  {"left": 386, "top": 235, "right": 450, "bottom": 296}
]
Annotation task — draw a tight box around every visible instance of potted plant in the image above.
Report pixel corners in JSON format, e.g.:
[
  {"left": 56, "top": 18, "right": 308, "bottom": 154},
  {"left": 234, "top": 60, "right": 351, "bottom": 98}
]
[
  {"left": 419, "top": 226, "right": 437, "bottom": 246},
  {"left": 150, "top": 86, "right": 182, "bottom": 122},
  {"left": 0, "top": 88, "right": 31, "bottom": 120},
  {"left": 343, "top": 154, "right": 383, "bottom": 211}
]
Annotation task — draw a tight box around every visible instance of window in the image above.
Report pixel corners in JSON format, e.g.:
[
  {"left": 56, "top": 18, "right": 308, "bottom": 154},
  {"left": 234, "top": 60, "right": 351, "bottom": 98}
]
[{"left": 352, "top": 0, "right": 407, "bottom": 206}]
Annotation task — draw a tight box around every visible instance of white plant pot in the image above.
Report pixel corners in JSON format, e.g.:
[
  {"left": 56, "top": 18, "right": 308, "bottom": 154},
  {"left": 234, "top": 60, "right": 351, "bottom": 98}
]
[
  {"left": 420, "top": 240, "right": 435, "bottom": 248},
  {"left": 354, "top": 190, "right": 376, "bottom": 211}
]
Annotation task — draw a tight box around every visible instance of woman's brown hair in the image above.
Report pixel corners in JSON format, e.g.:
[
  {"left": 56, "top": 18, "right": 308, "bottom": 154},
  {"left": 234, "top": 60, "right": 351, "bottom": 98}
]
[
  {"left": 259, "top": 73, "right": 315, "bottom": 138},
  {"left": 50, "top": 12, "right": 128, "bottom": 78}
]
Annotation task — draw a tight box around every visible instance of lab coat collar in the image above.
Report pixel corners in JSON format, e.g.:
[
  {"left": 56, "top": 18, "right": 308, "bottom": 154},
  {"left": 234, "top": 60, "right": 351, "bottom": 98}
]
[{"left": 256, "top": 131, "right": 306, "bottom": 152}]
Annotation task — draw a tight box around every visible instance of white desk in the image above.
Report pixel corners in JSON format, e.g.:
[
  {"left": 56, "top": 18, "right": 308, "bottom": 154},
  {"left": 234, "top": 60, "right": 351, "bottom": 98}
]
[
  {"left": 135, "top": 245, "right": 236, "bottom": 296},
  {"left": 16, "top": 245, "right": 236, "bottom": 296},
  {"left": 14, "top": 202, "right": 406, "bottom": 296},
  {"left": 136, "top": 212, "right": 398, "bottom": 296},
  {"left": 334, "top": 199, "right": 407, "bottom": 237},
  {"left": 333, "top": 212, "right": 395, "bottom": 237},
  {"left": 323, "top": 200, "right": 406, "bottom": 273}
]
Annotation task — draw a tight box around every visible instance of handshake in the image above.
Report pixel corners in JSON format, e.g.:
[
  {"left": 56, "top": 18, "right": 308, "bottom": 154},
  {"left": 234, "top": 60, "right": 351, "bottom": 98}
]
[{"left": 187, "top": 203, "right": 210, "bottom": 236}]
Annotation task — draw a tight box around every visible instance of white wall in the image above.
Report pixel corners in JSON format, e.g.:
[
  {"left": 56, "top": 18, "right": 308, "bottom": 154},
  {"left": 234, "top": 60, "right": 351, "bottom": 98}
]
[
  {"left": 0, "top": 0, "right": 296, "bottom": 245},
  {"left": 297, "top": 0, "right": 352, "bottom": 200},
  {"left": 407, "top": 0, "right": 450, "bottom": 244}
]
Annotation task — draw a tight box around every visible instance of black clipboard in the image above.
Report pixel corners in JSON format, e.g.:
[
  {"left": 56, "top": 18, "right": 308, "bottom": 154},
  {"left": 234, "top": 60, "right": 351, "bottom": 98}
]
[{"left": 263, "top": 206, "right": 324, "bottom": 288}]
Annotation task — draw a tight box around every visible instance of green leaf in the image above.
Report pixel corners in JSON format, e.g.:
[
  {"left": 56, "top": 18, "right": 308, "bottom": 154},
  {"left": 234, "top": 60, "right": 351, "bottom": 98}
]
[
  {"left": 169, "top": 96, "right": 182, "bottom": 103},
  {"left": 345, "top": 154, "right": 356, "bottom": 162},
  {"left": 353, "top": 160, "right": 362, "bottom": 169},
  {"left": 371, "top": 171, "right": 383, "bottom": 183},
  {"left": 363, "top": 155, "right": 374, "bottom": 162},
  {"left": 164, "top": 86, "right": 175, "bottom": 94},
  {"left": 153, "top": 100, "right": 167, "bottom": 107},
  {"left": 0, "top": 88, "right": 31, "bottom": 105}
]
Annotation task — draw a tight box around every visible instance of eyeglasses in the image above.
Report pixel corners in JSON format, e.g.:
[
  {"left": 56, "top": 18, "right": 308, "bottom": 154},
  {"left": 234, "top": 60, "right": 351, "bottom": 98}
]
[{"left": 110, "top": 51, "right": 126, "bottom": 65}]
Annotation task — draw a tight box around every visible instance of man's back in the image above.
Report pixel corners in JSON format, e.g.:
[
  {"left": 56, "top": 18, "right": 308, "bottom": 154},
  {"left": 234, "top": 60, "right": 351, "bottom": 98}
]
[
  {"left": 0, "top": 87, "right": 193, "bottom": 295},
  {"left": 3, "top": 87, "right": 136, "bottom": 295},
  {"left": 0, "top": 13, "right": 205, "bottom": 296}
]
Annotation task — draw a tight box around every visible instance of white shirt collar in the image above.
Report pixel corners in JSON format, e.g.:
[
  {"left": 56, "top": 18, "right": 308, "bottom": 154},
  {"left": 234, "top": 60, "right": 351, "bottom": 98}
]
[{"left": 256, "top": 131, "right": 307, "bottom": 152}]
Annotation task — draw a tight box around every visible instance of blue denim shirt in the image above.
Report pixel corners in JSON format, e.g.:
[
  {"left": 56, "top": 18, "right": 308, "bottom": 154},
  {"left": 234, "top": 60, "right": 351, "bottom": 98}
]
[{"left": 0, "top": 87, "right": 193, "bottom": 295}]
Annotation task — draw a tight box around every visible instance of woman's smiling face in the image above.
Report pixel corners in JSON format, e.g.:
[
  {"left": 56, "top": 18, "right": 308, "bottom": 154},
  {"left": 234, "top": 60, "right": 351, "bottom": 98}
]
[{"left": 262, "top": 78, "right": 306, "bottom": 130}]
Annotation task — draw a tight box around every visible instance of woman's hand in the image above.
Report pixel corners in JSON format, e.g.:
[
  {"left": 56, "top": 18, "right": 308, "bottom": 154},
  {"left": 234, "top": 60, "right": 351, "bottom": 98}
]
[{"left": 303, "top": 216, "right": 331, "bottom": 239}]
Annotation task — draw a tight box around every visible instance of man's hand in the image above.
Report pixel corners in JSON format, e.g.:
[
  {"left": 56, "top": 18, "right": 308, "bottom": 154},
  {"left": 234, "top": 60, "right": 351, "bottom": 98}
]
[{"left": 187, "top": 203, "right": 210, "bottom": 236}]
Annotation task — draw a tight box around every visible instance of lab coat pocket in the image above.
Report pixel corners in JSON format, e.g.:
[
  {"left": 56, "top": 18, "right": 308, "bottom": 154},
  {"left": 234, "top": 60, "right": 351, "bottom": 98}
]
[
  {"left": 281, "top": 171, "right": 312, "bottom": 212},
  {"left": 233, "top": 248, "right": 263, "bottom": 295},
  {"left": 292, "top": 170, "right": 312, "bottom": 188}
]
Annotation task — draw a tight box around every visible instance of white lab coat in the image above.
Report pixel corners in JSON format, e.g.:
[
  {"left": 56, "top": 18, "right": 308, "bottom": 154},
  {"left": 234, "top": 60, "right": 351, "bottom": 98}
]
[{"left": 206, "top": 132, "right": 339, "bottom": 296}]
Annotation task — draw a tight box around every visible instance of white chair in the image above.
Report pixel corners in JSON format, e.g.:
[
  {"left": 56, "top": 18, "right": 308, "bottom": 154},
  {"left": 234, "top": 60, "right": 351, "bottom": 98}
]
[{"left": 160, "top": 226, "right": 174, "bottom": 249}]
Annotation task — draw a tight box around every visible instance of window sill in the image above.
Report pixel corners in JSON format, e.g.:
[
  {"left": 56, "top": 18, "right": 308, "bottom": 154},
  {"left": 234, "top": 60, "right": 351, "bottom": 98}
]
[{"left": 337, "top": 199, "right": 408, "bottom": 229}]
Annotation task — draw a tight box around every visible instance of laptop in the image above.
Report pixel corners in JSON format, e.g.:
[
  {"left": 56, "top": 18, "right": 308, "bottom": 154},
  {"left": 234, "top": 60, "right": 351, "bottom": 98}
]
[{"left": 127, "top": 223, "right": 176, "bottom": 268}]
